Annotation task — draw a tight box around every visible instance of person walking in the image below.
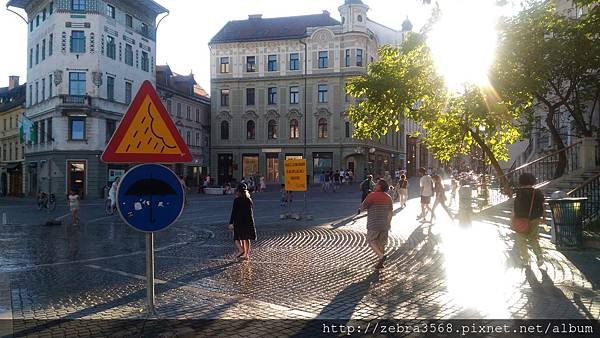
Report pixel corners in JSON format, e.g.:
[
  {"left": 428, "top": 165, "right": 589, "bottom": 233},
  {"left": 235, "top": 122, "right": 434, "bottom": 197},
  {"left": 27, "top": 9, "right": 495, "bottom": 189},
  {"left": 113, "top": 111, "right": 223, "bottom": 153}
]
[
  {"left": 397, "top": 174, "right": 408, "bottom": 208},
  {"left": 429, "top": 174, "right": 453, "bottom": 223},
  {"left": 417, "top": 167, "right": 434, "bottom": 221},
  {"left": 358, "top": 175, "right": 375, "bottom": 214},
  {"left": 361, "top": 179, "right": 393, "bottom": 269},
  {"left": 67, "top": 189, "right": 81, "bottom": 225},
  {"left": 513, "top": 173, "right": 545, "bottom": 268},
  {"left": 228, "top": 183, "right": 257, "bottom": 260},
  {"left": 259, "top": 176, "right": 266, "bottom": 192},
  {"left": 108, "top": 176, "right": 120, "bottom": 212}
]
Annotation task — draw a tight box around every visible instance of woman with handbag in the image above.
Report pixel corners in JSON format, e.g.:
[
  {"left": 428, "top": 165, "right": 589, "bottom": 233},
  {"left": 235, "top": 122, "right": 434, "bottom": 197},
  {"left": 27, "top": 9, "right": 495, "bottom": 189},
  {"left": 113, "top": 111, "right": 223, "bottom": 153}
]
[{"left": 512, "top": 173, "right": 545, "bottom": 268}]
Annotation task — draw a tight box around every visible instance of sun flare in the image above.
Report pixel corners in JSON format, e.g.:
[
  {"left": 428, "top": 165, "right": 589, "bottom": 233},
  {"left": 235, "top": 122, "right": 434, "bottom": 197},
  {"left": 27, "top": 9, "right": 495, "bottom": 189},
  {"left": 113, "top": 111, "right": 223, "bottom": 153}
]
[{"left": 427, "top": 0, "right": 499, "bottom": 92}]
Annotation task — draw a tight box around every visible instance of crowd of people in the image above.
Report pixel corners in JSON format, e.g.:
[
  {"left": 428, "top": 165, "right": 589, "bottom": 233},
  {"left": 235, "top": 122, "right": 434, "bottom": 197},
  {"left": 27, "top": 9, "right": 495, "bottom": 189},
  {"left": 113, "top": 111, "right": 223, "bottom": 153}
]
[{"left": 318, "top": 169, "right": 355, "bottom": 192}]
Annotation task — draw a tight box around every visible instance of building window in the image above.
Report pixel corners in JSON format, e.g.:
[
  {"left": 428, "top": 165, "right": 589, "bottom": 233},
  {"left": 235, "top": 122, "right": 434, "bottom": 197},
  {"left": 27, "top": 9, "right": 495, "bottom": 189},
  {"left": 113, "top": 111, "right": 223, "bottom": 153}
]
[
  {"left": 290, "top": 119, "right": 299, "bottom": 139},
  {"left": 345, "top": 121, "right": 351, "bottom": 138},
  {"left": 49, "top": 2, "right": 53, "bottom": 14},
  {"left": 220, "top": 57, "right": 230, "bottom": 73},
  {"left": 345, "top": 49, "right": 350, "bottom": 67},
  {"left": 318, "top": 84, "right": 328, "bottom": 103},
  {"left": 36, "top": 15, "right": 39, "bottom": 27},
  {"left": 289, "top": 53, "right": 300, "bottom": 71},
  {"left": 106, "top": 119, "right": 116, "bottom": 143},
  {"left": 126, "top": 14, "right": 133, "bottom": 28},
  {"left": 356, "top": 49, "right": 363, "bottom": 67},
  {"left": 318, "top": 51, "right": 328, "bottom": 68},
  {"left": 268, "top": 55, "right": 277, "bottom": 71},
  {"left": 246, "top": 88, "right": 255, "bottom": 106},
  {"left": 47, "top": 118, "right": 52, "bottom": 142},
  {"left": 28, "top": 84, "right": 32, "bottom": 106},
  {"left": 141, "top": 23, "right": 149, "bottom": 36},
  {"left": 106, "top": 4, "right": 115, "bottom": 19},
  {"left": 220, "top": 121, "right": 229, "bottom": 140},
  {"left": 125, "top": 44, "right": 133, "bottom": 66},
  {"left": 29, "top": 21, "right": 33, "bottom": 32},
  {"left": 69, "top": 72, "right": 86, "bottom": 95},
  {"left": 220, "top": 89, "right": 230, "bottom": 106},
  {"left": 268, "top": 87, "right": 277, "bottom": 105},
  {"left": 42, "top": 39, "right": 46, "bottom": 61},
  {"left": 70, "top": 31, "right": 86, "bottom": 53},
  {"left": 318, "top": 118, "right": 328, "bottom": 138},
  {"left": 196, "top": 108, "right": 200, "bottom": 122},
  {"left": 107, "top": 76, "right": 114, "bottom": 101},
  {"left": 177, "top": 102, "right": 181, "bottom": 117},
  {"left": 35, "top": 44, "right": 39, "bottom": 64},
  {"left": 69, "top": 117, "right": 85, "bottom": 140},
  {"left": 49, "top": 74, "right": 53, "bottom": 97},
  {"left": 289, "top": 86, "right": 299, "bottom": 104},
  {"left": 186, "top": 106, "right": 191, "bottom": 120},
  {"left": 141, "top": 51, "right": 149, "bottom": 72},
  {"left": 195, "top": 132, "right": 200, "bottom": 147},
  {"left": 29, "top": 49, "right": 33, "bottom": 68},
  {"left": 42, "top": 78, "right": 46, "bottom": 101},
  {"left": 43, "top": 8, "right": 46, "bottom": 21},
  {"left": 35, "top": 82, "right": 39, "bottom": 103},
  {"left": 246, "top": 56, "right": 256, "bottom": 72},
  {"left": 357, "top": 15, "right": 363, "bottom": 22},
  {"left": 40, "top": 120, "right": 46, "bottom": 144},
  {"left": 186, "top": 131, "right": 191, "bottom": 145},
  {"left": 268, "top": 120, "right": 278, "bottom": 139},
  {"left": 71, "top": 0, "right": 85, "bottom": 11},
  {"left": 246, "top": 120, "right": 255, "bottom": 140},
  {"left": 125, "top": 82, "right": 132, "bottom": 104},
  {"left": 106, "top": 35, "right": 116, "bottom": 59},
  {"left": 49, "top": 33, "right": 53, "bottom": 55},
  {"left": 166, "top": 100, "right": 172, "bottom": 113}
]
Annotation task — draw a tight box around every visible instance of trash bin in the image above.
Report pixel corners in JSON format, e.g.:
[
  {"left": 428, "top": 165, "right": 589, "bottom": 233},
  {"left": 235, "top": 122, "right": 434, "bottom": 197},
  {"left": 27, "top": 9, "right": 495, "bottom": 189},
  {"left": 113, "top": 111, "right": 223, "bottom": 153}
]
[{"left": 548, "top": 197, "right": 587, "bottom": 249}]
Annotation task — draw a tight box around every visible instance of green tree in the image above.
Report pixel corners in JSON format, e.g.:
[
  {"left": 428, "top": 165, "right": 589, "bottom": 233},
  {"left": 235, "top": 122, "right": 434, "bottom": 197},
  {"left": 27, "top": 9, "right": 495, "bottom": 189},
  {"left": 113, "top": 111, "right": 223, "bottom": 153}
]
[
  {"left": 492, "top": 0, "right": 600, "bottom": 177},
  {"left": 346, "top": 34, "right": 519, "bottom": 193}
]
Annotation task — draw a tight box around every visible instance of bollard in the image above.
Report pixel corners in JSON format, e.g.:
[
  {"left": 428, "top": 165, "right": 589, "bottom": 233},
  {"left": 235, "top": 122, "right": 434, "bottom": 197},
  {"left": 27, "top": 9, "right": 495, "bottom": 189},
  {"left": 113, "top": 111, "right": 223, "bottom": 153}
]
[{"left": 458, "top": 185, "right": 472, "bottom": 223}]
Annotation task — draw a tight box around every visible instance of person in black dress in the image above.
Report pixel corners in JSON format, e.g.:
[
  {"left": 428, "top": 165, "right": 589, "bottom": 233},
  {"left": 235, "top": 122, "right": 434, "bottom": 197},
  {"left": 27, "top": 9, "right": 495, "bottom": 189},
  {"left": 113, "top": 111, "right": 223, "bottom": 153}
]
[{"left": 228, "top": 183, "right": 257, "bottom": 260}]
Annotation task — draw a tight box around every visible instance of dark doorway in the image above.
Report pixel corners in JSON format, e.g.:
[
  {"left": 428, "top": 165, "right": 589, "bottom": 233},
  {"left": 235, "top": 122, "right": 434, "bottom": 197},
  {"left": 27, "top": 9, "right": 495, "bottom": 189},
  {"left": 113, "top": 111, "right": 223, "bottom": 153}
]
[{"left": 217, "top": 153, "right": 233, "bottom": 185}]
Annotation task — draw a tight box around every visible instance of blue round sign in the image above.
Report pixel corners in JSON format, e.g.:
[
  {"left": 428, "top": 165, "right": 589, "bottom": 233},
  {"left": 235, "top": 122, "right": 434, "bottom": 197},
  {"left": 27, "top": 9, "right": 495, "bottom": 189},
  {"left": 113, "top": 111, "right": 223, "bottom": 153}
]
[{"left": 116, "top": 164, "right": 185, "bottom": 232}]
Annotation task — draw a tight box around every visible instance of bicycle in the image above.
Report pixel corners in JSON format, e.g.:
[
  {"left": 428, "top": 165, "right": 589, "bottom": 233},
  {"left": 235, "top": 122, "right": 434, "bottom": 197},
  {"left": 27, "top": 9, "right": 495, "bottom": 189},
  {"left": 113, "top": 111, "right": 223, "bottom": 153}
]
[
  {"left": 105, "top": 198, "right": 117, "bottom": 215},
  {"left": 37, "top": 192, "right": 56, "bottom": 211}
]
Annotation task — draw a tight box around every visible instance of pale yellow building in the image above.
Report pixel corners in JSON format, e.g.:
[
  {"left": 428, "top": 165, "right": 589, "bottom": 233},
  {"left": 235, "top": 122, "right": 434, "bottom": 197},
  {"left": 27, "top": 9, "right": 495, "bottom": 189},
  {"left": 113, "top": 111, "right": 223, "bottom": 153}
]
[{"left": 0, "top": 76, "right": 26, "bottom": 196}]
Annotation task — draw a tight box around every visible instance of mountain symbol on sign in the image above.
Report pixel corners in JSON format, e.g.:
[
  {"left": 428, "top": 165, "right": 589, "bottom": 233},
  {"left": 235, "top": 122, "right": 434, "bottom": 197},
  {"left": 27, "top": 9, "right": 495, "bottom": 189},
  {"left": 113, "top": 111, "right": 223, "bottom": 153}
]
[{"left": 101, "top": 80, "right": 192, "bottom": 163}]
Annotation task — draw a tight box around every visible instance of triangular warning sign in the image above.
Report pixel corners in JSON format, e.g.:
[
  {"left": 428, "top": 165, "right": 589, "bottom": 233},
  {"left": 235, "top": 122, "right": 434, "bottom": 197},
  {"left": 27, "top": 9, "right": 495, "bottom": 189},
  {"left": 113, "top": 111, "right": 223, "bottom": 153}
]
[{"left": 102, "top": 80, "right": 192, "bottom": 163}]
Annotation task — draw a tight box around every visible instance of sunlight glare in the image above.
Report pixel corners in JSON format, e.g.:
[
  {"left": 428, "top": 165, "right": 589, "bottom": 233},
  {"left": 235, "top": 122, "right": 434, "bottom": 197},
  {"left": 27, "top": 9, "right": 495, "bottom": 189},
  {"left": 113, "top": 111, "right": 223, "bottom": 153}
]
[{"left": 427, "top": 0, "right": 499, "bottom": 91}]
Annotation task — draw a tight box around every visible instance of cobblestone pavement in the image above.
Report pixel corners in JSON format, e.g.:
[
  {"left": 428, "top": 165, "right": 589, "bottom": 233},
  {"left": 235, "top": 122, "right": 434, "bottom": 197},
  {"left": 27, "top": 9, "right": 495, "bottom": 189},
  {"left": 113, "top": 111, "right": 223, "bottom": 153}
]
[{"left": 0, "top": 182, "right": 599, "bottom": 336}]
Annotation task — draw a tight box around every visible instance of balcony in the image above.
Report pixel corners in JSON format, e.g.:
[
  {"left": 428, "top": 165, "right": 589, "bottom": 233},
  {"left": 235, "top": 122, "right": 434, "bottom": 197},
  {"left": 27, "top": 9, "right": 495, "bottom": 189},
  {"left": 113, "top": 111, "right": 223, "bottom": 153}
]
[{"left": 60, "top": 95, "right": 91, "bottom": 106}]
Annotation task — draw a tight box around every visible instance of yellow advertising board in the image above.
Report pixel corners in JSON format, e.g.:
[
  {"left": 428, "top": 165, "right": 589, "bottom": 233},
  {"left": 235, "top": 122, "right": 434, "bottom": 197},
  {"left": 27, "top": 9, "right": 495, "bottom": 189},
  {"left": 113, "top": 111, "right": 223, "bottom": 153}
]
[{"left": 284, "top": 159, "right": 307, "bottom": 191}]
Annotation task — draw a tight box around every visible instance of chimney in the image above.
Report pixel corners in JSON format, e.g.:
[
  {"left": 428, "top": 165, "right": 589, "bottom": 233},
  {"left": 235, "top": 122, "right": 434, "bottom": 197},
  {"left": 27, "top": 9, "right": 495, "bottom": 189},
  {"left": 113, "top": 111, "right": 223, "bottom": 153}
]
[
  {"left": 8, "top": 76, "right": 19, "bottom": 90},
  {"left": 248, "top": 14, "right": 262, "bottom": 20}
]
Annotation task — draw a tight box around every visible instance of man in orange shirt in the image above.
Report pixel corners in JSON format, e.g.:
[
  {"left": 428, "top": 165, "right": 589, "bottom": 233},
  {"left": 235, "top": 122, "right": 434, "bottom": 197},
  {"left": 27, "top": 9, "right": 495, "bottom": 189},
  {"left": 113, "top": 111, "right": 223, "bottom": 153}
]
[{"left": 361, "top": 179, "right": 393, "bottom": 269}]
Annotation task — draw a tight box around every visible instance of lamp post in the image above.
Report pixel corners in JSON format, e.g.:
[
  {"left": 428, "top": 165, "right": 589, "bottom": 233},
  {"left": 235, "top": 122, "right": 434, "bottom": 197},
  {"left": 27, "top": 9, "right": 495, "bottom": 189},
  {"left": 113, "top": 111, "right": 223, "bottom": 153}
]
[{"left": 479, "top": 126, "right": 488, "bottom": 206}]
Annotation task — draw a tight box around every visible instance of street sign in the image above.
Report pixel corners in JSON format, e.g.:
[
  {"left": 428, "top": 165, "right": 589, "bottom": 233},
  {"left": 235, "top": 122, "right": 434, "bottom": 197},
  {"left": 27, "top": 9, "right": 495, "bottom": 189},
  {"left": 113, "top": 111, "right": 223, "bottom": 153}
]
[
  {"left": 116, "top": 164, "right": 185, "bottom": 232},
  {"left": 284, "top": 159, "right": 307, "bottom": 191},
  {"left": 101, "top": 80, "right": 192, "bottom": 163}
]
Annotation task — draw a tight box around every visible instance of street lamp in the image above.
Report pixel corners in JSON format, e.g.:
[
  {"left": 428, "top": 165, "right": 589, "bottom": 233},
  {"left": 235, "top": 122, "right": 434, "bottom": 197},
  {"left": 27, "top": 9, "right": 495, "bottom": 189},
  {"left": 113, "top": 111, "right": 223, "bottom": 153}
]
[{"left": 479, "top": 126, "right": 489, "bottom": 205}]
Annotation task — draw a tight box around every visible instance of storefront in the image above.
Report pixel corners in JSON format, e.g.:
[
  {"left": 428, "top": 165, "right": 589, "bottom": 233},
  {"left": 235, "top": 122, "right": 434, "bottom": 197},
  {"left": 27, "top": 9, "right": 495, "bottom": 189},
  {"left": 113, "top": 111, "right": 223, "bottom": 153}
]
[
  {"left": 266, "top": 153, "right": 279, "bottom": 183},
  {"left": 242, "top": 154, "right": 259, "bottom": 179},
  {"left": 67, "top": 160, "right": 86, "bottom": 198},
  {"left": 312, "top": 152, "right": 332, "bottom": 183}
]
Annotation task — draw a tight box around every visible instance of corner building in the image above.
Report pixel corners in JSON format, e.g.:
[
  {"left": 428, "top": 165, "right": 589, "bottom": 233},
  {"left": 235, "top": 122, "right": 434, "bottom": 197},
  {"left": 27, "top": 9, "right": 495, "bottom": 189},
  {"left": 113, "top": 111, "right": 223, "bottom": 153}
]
[
  {"left": 209, "top": 0, "right": 409, "bottom": 185},
  {"left": 8, "top": 0, "right": 167, "bottom": 198}
]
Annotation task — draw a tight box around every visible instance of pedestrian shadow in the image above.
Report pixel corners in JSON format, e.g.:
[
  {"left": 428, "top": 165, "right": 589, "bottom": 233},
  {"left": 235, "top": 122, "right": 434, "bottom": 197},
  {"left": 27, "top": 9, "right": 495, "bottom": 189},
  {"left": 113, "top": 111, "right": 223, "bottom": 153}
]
[
  {"left": 329, "top": 213, "right": 367, "bottom": 229},
  {"left": 523, "top": 268, "right": 586, "bottom": 319}
]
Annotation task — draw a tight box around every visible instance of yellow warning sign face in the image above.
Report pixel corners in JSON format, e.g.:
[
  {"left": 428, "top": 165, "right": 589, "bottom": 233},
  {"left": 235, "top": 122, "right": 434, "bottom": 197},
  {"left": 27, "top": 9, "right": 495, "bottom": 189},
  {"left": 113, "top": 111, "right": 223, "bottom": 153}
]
[
  {"left": 284, "top": 159, "right": 307, "bottom": 191},
  {"left": 101, "top": 80, "right": 192, "bottom": 163},
  {"left": 115, "top": 96, "right": 182, "bottom": 154}
]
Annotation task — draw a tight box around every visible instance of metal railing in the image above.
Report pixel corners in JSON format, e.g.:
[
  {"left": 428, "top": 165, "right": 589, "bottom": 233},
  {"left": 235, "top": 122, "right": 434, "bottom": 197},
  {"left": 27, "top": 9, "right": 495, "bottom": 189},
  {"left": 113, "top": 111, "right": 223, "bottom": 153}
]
[
  {"left": 500, "top": 141, "right": 582, "bottom": 191},
  {"left": 479, "top": 141, "right": 582, "bottom": 209},
  {"left": 568, "top": 172, "right": 600, "bottom": 227}
]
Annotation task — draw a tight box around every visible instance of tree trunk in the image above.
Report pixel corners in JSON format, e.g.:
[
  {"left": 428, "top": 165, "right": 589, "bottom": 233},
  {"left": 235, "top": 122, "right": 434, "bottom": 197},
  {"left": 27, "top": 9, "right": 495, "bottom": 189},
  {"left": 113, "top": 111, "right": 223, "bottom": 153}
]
[
  {"left": 469, "top": 129, "right": 512, "bottom": 195},
  {"left": 544, "top": 108, "right": 567, "bottom": 178}
]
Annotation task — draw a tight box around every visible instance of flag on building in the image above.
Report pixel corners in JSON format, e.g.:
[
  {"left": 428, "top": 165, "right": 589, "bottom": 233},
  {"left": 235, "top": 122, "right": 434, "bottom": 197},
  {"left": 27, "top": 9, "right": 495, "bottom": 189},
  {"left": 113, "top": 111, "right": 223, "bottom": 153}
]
[{"left": 18, "top": 115, "right": 33, "bottom": 144}]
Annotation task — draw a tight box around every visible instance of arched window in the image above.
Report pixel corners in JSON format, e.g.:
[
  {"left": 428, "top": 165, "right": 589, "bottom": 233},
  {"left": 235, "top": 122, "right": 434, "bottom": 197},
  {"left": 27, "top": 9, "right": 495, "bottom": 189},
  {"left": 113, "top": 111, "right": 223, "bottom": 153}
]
[
  {"left": 357, "top": 15, "right": 363, "bottom": 22},
  {"left": 318, "top": 118, "right": 328, "bottom": 138},
  {"left": 268, "top": 119, "right": 278, "bottom": 139},
  {"left": 220, "top": 120, "right": 229, "bottom": 140},
  {"left": 246, "top": 120, "right": 255, "bottom": 140},
  {"left": 289, "top": 119, "right": 299, "bottom": 139}
]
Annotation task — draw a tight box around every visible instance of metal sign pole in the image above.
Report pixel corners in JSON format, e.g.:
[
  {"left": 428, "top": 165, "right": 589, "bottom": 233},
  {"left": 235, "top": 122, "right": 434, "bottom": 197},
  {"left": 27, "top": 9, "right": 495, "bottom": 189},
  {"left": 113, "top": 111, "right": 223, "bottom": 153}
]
[{"left": 145, "top": 232, "right": 155, "bottom": 315}]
